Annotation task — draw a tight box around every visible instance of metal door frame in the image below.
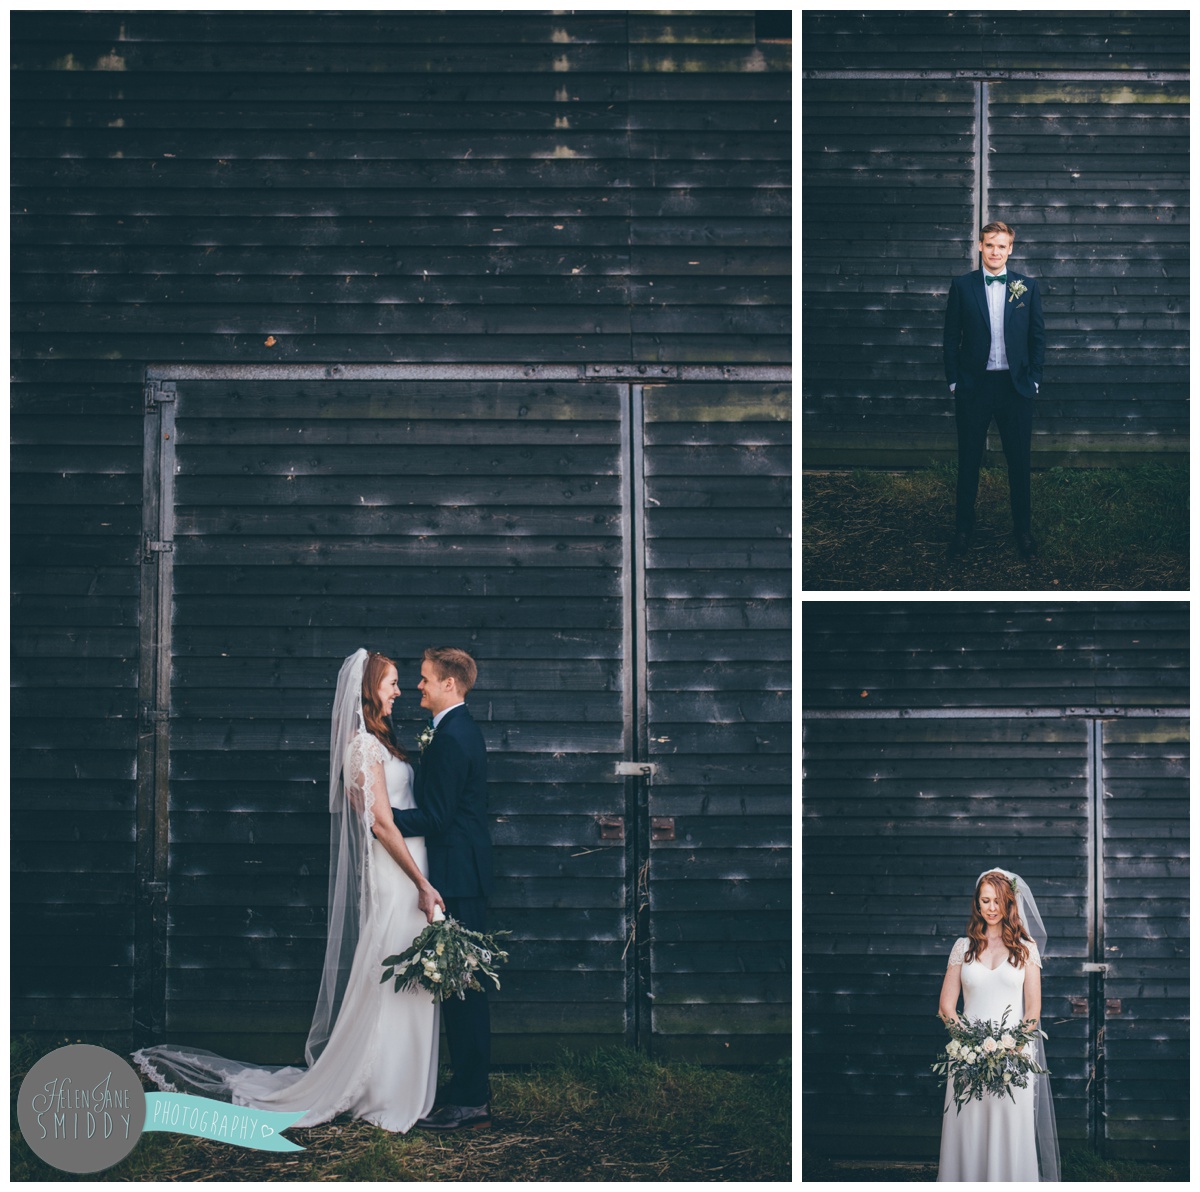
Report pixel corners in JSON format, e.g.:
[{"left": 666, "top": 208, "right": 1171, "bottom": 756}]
[{"left": 136, "top": 362, "right": 790, "bottom": 1050}]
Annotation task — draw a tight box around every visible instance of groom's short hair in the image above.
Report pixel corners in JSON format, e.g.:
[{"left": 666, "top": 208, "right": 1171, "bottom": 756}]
[
  {"left": 980, "top": 221, "right": 1015, "bottom": 240},
  {"left": 425, "top": 646, "right": 478, "bottom": 695}
]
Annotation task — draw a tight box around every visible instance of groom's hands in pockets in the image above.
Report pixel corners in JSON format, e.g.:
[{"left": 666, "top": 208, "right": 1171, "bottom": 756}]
[{"left": 419, "top": 883, "right": 446, "bottom": 924}]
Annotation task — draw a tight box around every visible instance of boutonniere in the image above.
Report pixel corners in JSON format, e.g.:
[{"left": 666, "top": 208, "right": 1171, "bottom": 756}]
[
  {"left": 417, "top": 725, "right": 437, "bottom": 754},
  {"left": 1008, "top": 280, "right": 1028, "bottom": 303}
]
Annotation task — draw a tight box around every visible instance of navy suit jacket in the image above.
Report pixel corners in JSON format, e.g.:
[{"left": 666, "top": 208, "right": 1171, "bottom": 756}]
[
  {"left": 943, "top": 268, "right": 1045, "bottom": 400},
  {"left": 391, "top": 704, "right": 494, "bottom": 899}
]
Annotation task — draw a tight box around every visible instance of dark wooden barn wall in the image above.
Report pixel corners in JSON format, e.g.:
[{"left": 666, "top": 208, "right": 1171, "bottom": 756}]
[
  {"left": 802, "top": 603, "right": 1189, "bottom": 711},
  {"left": 642, "top": 381, "right": 791, "bottom": 1063},
  {"left": 801, "top": 78, "right": 976, "bottom": 462},
  {"left": 803, "top": 715, "right": 1092, "bottom": 1155},
  {"left": 1100, "top": 718, "right": 1189, "bottom": 1159},
  {"left": 801, "top": 11, "right": 1189, "bottom": 468},
  {"left": 9, "top": 10, "right": 792, "bottom": 1058},
  {"left": 802, "top": 602, "right": 1189, "bottom": 1162},
  {"left": 11, "top": 10, "right": 790, "bottom": 368}
]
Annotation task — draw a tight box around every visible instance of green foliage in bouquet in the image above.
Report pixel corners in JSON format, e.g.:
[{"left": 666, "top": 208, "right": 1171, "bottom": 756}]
[
  {"left": 932, "top": 1006, "right": 1049, "bottom": 1113},
  {"left": 382, "top": 915, "right": 510, "bottom": 1003}
]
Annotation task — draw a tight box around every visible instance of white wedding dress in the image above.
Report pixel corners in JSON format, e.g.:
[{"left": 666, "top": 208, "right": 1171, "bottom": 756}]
[
  {"left": 937, "top": 937, "right": 1041, "bottom": 1181},
  {"left": 134, "top": 745, "right": 439, "bottom": 1133}
]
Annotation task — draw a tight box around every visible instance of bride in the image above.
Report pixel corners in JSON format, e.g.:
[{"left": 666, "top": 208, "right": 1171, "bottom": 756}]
[
  {"left": 134, "top": 649, "right": 443, "bottom": 1132},
  {"left": 936, "top": 868, "right": 1060, "bottom": 1182}
]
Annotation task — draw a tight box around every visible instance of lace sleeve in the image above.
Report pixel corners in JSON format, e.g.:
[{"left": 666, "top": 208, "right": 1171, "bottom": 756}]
[
  {"left": 344, "top": 731, "right": 388, "bottom": 831},
  {"left": 948, "top": 937, "right": 967, "bottom": 968},
  {"left": 1025, "top": 937, "right": 1042, "bottom": 968}
]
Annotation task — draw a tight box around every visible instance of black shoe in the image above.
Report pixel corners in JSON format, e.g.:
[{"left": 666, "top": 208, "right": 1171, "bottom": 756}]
[
  {"left": 415, "top": 1103, "right": 491, "bottom": 1131},
  {"left": 947, "top": 531, "right": 971, "bottom": 559},
  {"left": 1015, "top": 532, "right": 1038, "bottom": 559}
]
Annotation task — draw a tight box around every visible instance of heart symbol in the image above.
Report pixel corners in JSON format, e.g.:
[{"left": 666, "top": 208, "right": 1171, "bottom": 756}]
[{"left": 262, "top": 1125, "right": 275, "bottom": 1138}]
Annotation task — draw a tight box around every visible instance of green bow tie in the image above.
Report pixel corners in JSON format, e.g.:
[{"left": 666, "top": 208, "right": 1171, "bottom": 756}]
[{"left": 985, "top": 273, "right": 1007, "bottom": 285}]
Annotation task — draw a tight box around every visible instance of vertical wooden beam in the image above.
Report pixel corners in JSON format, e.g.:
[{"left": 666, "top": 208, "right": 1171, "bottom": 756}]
[
  {"left": 626, "top": 382, "right": 653, "bottom": 1054},
  {"left": 978, "top": 80, "right": 989, "bottom": 232},
  {"left": 1088, "top": 717, "right": 1106, "bottom": 1154},
  {"left": 134, "top": 378, "right": 175, "bottom": 1043}
]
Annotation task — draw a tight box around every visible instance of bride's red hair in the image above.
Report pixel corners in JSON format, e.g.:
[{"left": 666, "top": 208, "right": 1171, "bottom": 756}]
[
  {"left": 361, "top": 652, "right": 409, "bottom": 762},
  {"left": 965, "top": 870, "right": 1031, "bottom": 967}
]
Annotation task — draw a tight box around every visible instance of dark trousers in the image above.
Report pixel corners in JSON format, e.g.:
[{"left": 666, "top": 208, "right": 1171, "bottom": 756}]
[
  {"left": 441, "top": 895, "right": 491, "bottom": 1106},
  {"left": 954, "top": 369, "right": 1033, "bottom": 535}
]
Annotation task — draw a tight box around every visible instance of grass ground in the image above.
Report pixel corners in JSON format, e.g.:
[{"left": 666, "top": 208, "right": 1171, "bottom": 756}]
[
  {"left": 801, "top": 1148, "right": 1188, "bottom": 1182},
  {"left": 11, "top": 1036, "right": 791, "bottom": 1182},
  {"left": 802, "top": 464, "right": 1188, "bottom": 591}
]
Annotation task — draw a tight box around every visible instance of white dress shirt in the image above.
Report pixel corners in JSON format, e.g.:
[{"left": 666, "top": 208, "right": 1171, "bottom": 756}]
[{"left": 984, "top": 268, "right": 1009, "bottom": 371}]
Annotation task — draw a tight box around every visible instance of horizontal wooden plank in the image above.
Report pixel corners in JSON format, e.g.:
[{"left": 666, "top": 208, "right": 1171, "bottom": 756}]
[
  {"left": 176, "top": 440, "right": 620, "bottom": 477},
  {"left": 11, "top": 12, "right": 632, "bottom": 46},
  {"left": 173, "top": 505, "right": 622, "bottom": 539},
  {"left": 170, "top": 654, "right": 622, "bottom": 690},
  {"left": 11, "top": 42, "right": 635, "bottom": 75}
]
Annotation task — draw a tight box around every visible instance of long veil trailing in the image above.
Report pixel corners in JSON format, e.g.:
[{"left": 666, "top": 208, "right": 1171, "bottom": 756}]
[
  {"left": 132, "top": 649, "right": 377, "bottom": 1099},
  {"left": 975, "top": 866, "right": 1061, "bottom": 1183}
]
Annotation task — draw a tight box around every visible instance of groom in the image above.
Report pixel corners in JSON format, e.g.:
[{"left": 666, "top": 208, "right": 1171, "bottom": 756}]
[
  {"left": 390, "top": 646, "right": 494, "bottom": 1131},
  {"left": 943, "top": 220, "right": 1045, "bottom": 560}
]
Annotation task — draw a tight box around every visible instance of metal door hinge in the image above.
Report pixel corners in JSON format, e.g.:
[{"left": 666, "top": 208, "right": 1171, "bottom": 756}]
[
  {"left": 597, "top": 816, "right": 624, "bottom": 841},
  {"left": 615, "top": 761, "right": 657, "bottom": 778},
  {"left": 145, "top": 380, "right": 177, "bottom": 409},
  {"left": 1069, "top": 997, "right": 1089, "bottom": 1016},
  {"left": 651, "top": 817, "right": 675, "bottom": 842},
  {"left": 1105, "top": 999, "right": 1122, "bottom": 1016}
]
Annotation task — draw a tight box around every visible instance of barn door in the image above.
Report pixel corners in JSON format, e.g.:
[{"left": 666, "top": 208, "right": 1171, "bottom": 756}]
[
  {"left": 138, "top": 374, "right": 633, "bottom": 1062},
  {"left": 635, "top": 379, "right": 792, "bottom": 1063},
  {"left": 136, "top": 368, "right": 792, "bottom": 1063}
]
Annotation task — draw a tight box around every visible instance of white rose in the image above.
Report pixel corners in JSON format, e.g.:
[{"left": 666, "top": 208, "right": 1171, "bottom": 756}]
[
  {"left": 965, "top": 1052, "right": 976, "bottom": 1066},
  {"left": 430, "top": 972, "right": 442, "bottom": 982},
  {"left": 982, "top": 1037, "right": 998, "bottom": 1054},
  {"left": 1000, "top": 1034, "right": 1016, "bottom": 1050}
]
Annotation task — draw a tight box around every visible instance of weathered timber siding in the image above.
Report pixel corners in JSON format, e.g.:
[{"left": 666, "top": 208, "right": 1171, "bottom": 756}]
[
  {"left": 803, "top": 715, "right": 1091, "bottom": 1156},
  {"left": 802, "top": 79, "right": 977, "bottom": 461},
  {"left": 11, "top": 10, "right": 790, "bottom": 368},
  {"left": 1100, "top": 718, "right": 1189, "bottom": 1160},
  {"left": 643, "top": 381, "right": 791, "bottom": 1064},
  {"left": 10, "top": 11, "right": 792, "bottom": 1058},
  {"left": 802, "top": 602, "right": 1189, "bottom": 711},
  {"left": 802, "top": 602, "right": 1188, "bottom": 1162},
  {"left": 801, "top": 11, "right": 1189, "bottom": 467}
]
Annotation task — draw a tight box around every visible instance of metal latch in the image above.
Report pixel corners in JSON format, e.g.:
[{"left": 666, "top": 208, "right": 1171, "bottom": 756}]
[
  {"left": 140, "top": 702, "right": 169, "bottom": 728},
  {"left": 651, "top": 817, "right": 675, "bottom": 842},
  {"left": 597, "top": 816, "right": 624, "bottom": 841},
  {"left": 1069, "top": 997, "right": 1089, "bottom": 1016},
  {"left": 1082, "top": 963, "right": 1109, "bottom": 973},
  {"left": 143, "top": 535, "right": 174, "bottom": 562},
  {"left": 615, "top": 762, "right": 657, "bottom": 777},
  {"left": 1106, "top": 999, "right": 1122, "bottom": 1016},
  {"left": 145, "top": 380, "right": 176, "bottom": 409}
]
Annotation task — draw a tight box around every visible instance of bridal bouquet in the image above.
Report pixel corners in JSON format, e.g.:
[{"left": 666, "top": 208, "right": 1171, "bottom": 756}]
[
  {"left": 382, "top": 915, "right": 510, "bottom": 1003},
  {"left": 932, "top": 1006, "right": 1048, "bottom": 1113}
]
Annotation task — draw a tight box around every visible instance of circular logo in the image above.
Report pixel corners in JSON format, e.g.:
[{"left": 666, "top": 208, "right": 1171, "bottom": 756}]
[{"left": 17, "top": 1044, "right": 146, "bottom": 1173}]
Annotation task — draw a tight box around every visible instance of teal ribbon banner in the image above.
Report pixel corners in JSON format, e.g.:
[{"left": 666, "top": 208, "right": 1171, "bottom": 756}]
[{"left": 144, "top": 1093, "right": 306, "bottom": 1152}]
